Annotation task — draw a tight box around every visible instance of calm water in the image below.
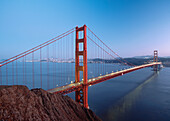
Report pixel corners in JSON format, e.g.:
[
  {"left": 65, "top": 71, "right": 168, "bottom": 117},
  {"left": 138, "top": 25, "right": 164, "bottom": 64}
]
[
  {"left": 87, "top": 67, "right": 170, "bottom": 121},
  {"left": 68, "top": 66, "right": 170, "bottom": 121},
  {"left": 1, "top": 63, "right": 170, "bottom": 121}
]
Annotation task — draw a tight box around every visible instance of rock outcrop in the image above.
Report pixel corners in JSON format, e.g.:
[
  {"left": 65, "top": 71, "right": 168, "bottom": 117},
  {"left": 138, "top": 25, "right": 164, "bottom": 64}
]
[{"left": 0, "top": 85, "right": 101, "bottom": 121}]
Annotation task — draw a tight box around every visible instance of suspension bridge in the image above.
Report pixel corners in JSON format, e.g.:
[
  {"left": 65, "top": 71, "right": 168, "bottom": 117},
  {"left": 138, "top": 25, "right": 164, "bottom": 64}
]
[{"left": 0, "top": 25, "right": 162, "bottom": 108}]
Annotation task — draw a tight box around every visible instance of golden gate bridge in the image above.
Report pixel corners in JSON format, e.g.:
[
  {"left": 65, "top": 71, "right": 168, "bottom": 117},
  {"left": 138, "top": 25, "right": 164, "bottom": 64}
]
[{"left": 0, "top": 25, "right": 161, "bottom": 108}]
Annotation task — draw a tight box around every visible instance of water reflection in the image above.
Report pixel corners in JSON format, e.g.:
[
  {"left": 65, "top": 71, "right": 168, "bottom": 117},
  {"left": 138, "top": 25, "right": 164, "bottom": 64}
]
[{"left": 104, "top": 71, "right": 159, "bottom": 121}]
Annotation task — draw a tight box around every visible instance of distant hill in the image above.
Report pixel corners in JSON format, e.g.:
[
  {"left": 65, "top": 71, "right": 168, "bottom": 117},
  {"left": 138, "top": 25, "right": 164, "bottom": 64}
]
[
  {"left": 133, "top": 55, "right": 153, "bottom": 59},
  {"left": 91, "top": 57, "right": 170, "bottom": 67}
]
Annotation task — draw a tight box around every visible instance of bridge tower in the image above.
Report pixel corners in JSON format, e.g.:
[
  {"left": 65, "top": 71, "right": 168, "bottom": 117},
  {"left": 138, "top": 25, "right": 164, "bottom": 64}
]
[
  {"left": 75, "top": 25, "right": 88, "bottom": 108},
  {"left": 153, "top": 50, "right": 158, "bottom": 71}
]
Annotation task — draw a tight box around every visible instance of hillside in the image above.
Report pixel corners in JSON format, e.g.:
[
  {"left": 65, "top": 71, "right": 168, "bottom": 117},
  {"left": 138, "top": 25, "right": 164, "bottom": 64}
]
[{"left": 0, "top": 85, "right": 101, "bottom": 121}]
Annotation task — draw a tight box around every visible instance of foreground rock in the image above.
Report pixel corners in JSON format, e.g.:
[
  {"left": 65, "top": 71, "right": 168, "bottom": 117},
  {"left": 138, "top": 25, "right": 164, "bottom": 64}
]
[{"left": 0, "top": 85, "right": 101, "bottom": 121}]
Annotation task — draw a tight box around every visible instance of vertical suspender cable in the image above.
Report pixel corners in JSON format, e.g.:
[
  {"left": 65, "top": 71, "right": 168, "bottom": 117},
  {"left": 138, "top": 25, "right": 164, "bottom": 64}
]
[
  {"left": 71, "top": 33, "right": 73, "bottom": 82},
  {"left": 6, "top": 65, "right": 8, "bottom": 85},
  {"left": 103, "top": 47, "right": 106, "bottom": 74},
  {"left": 47, "top": 46, "right": 49, "bottom": 89},
  {"left": 60, "top": 39, "right": 63, "bottom": 84},
  {"left": 32, "top": 52, "right": 34, "bottom": 88},
  {"left": 58, "top": 39, "right": 60, "bottom": 87},
  {"left": 0, "top": 67, "right": 2, "bottom": 85},
  {"left": 25, "top": 56, "right": 27, "bottom": 85},
  {"left": 52, "top": 43, "right": 55, "bottom": 88},
  {"left": 12, "top": 62, "right": 14, "bottom": 85},
  {"left": 40, "top": 47, "right": 42, "bottom": 88},
  {"left": 65, "top": 36, "right": 66, "bottom": 84},
  {"left": 102, "top": 43, "right": 104, "bottom": 75},
  {"left": 64, "top": 36, "right": 65, "bottom": 83},
  {"left": 98, "top": 36, "right": 99, "bottom": 76},
  {"left": 54, "top": 41, "right": 56, "bottom": 87},
  {"left": 23, "top": 57, "right": 24, "bottom": 85},
  {"left": 16, "top": 60, "right": 18, "bottom": 85}
]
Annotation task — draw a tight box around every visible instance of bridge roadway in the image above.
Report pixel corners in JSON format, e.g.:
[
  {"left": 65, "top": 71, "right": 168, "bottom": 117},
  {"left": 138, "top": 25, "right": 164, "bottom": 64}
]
[{"left": 48, "top": 62, "right": 162, "bottom": 94}]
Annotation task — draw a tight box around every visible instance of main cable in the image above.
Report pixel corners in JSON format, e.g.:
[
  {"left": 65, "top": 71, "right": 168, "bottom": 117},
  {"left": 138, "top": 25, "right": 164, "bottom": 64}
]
[
  {"left": 87, "top": 27, "right": 135, "bottom": 66},
  {"left": 87, "top": 36, "right": 130, "bottom": 66}
]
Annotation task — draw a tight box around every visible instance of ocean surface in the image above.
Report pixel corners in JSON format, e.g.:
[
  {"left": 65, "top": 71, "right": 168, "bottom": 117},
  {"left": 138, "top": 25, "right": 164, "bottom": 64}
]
[
  {"left": 1, "top": 63, "right": 170, "bottom": 121},
  {"left": 69, "top": 65, "right": 170, "bottom": 121}
]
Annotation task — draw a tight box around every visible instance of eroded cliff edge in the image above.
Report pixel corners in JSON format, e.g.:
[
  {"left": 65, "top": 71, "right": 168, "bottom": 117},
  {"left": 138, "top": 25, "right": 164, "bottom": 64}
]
[{"left": 0, "top": 85, "right": 101, "bottom": 121}]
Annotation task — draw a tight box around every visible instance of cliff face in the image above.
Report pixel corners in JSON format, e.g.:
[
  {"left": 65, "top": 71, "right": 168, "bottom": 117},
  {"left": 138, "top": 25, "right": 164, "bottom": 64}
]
[{"left": 0, "top": 86, "right": 101, "bottom": 121}]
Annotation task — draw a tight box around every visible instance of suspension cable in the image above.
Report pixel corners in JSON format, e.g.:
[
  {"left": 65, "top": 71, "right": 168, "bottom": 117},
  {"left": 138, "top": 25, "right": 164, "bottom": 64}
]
[
  {"left": 87, "top": 36, "right": 130, "bottom": 66},
  {"left": 0, "top": 28, "right": 75, "bottom": 65},
  {"left": 0, "top": 29, "right": 75, "bottom": 67},
  {"left": 87, "top": 27, "right": 135, "bottom": 66}
]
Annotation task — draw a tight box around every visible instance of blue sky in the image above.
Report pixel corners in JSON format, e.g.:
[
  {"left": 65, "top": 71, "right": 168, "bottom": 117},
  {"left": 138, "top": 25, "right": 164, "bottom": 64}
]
[{"left": 0, "top": 0, "right": 170, "bottom": 59}]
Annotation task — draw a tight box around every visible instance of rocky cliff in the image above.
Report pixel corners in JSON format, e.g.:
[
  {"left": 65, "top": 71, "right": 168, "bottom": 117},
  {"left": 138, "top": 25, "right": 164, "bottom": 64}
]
[{"left": 0, "top": 85, "right": 101, "bottom": 121}]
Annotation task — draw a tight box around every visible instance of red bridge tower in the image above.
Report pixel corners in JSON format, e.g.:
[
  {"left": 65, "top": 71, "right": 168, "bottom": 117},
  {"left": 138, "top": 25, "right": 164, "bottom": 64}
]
[
  {"left": 153, "top": 50, "right": 158, "bottom": 71},
  {"left": 75, "top": 25, "right": 88, "bottom": 108}
]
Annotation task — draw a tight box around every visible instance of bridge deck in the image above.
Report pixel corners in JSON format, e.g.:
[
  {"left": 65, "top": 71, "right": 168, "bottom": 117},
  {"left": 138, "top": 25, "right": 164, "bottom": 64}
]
[{"left": 48, "top": 62, "right": 162, "bottom": 94}]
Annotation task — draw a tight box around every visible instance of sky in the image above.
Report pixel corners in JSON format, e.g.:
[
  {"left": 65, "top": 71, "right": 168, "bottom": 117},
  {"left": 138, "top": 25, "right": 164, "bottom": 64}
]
[{"left": 0, "top": 0, "right": 170, "bottom": 59}]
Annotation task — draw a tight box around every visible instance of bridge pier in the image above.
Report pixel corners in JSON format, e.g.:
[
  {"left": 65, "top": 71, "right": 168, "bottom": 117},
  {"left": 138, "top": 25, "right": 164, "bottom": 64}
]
[{"left": 75, "top": 25, "right": 88, "bottom": 108}]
